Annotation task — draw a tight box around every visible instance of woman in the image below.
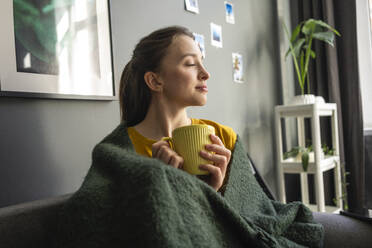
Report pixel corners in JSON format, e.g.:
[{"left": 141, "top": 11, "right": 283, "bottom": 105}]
[
  {"left": 120, "top": 26, "right": 237, "bottom": 191},
  {"left": 54, "top": 26, "right": 324, "bottom": 248}
]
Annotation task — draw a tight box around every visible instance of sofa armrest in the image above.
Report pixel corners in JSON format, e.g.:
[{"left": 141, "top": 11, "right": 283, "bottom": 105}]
[
  {"left": 0, "top": 194, "right": 71, "bottom": 248},
  {"left": 313, "top": 212, "right": 372, "bottom": 248}
]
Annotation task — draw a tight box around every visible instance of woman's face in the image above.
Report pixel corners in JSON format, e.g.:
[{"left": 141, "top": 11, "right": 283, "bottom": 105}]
[{"left": 156, "top": 34, "right": 210, "bottom": 108}]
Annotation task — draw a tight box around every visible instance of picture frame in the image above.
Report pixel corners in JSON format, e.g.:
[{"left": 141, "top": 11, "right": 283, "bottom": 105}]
[
  {"left": 185, "top": 0, "right": 199, "bottom": 14},
  {"left": 0, "top": 0, "right": 115, "bottom": 100}
]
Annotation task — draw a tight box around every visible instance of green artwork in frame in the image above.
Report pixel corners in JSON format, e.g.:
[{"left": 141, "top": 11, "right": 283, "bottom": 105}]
[
  {"left": 13, "top": 0, "right": 100, "bottom": 76},
  {"left": 0, "top": 0, "right": 114, "bottom": 100}
]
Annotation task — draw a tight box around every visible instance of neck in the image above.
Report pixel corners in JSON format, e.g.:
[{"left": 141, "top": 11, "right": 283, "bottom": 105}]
[{"left": 133, "top": 97, "right": 191, "bottom": 140}]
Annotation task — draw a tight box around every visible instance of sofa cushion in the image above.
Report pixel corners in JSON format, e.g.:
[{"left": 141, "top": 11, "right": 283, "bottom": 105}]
[{"left": 313, "top": 212, "right": 372, "bottom": 248}]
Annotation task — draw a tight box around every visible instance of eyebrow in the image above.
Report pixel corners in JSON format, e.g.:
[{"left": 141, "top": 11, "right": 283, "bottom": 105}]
[{"left": 179, "top": 53, "right": 203, "bottom": 61}]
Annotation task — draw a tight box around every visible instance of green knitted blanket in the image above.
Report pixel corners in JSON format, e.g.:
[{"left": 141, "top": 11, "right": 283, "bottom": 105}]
[{"left": 54, "top": 122, "right": 323, "bottom": 247}]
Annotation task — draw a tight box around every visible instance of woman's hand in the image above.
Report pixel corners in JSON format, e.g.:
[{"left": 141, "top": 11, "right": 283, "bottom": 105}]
[
  {"left": 152, "top": 140, "right": 184, "bottom": 169},
  {"left": 198, "top": 134, "right": 231, "bottom": 191}
]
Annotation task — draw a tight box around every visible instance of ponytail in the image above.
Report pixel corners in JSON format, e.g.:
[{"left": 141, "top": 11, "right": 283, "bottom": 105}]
[{"left": 119, "top": 60, "right": 151, "bottom": 126}]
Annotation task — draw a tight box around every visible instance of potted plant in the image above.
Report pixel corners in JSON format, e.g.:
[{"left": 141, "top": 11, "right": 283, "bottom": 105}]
[
  {"left": 283, "top": 19, "right": 340, "bottom": 104},
  {"left": 283, "top": 143, "right": 334, "bottom": 171}
]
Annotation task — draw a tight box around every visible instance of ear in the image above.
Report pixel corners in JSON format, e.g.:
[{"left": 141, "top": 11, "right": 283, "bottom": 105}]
[{"left": 144, "top": 71, "right": 163, "bottom": 92}]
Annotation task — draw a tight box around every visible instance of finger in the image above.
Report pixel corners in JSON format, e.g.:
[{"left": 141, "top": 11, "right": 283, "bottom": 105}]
[
  {"left": 209, "top": 134, "right": 224, "bottom": 146},
  {"left": 199, "top": 164, "right": 222, "bottom": 180},
  {"left": 152, "top": 141, "right": 170, "bottom": 158},
  {"left": 200, "top": 150, "right": 227, "bottom": 165},
  {"left": 168, "top": 156, "right": 178, "bottom": 168},
  {"left": 169, "top": 155, "right": 184, "bottom": 169},
  {"left": 158, "top": 146, "right": 173, "bottom": 164},
  {"left": 204, "top": 144, "right": 231, "bottom": 157},
  {"left": 177, "top": 156, "right": 184, "bottom": 169}
]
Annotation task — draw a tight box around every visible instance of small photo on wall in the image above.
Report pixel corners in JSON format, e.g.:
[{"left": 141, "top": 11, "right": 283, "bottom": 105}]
[
  {"left": 224, "top": 1, "right": 235, "bottom": 24},
  {"left": 232, "top": 53, "right": 244, "bottom": 83},
  {"left": 210, "top": 23, "right": 223, "bottom": 48},
  {"left": 193, "top": 33, "right": 206, "bottom": 58},
  {"left": 185, "top": 0, "right": 199, "bottom": 14}
]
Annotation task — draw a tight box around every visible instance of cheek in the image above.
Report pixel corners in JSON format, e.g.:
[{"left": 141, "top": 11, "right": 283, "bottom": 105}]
[{"left": 167, "top": 70, "right": 194, "bottom": 88}]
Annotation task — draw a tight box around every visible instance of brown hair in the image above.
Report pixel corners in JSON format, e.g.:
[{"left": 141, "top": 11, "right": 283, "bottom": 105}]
[{"left": 119, "top": 26, "right": 194, "bottom": 126}]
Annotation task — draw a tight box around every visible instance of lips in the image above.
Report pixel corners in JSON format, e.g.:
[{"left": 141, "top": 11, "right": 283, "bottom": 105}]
[{"left": 196, "top": 85, "right": 208, "bottom": 92}]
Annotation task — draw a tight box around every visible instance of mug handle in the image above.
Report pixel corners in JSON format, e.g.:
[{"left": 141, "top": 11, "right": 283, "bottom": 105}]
[{"left": 161, "top": 137, "right": 174, "bottom": 150}]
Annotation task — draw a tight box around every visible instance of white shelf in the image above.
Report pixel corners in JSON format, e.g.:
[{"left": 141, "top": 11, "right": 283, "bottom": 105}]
[
  {"left": 274, "top": 102, "right": 343, "bottom": 213},
  {"left": 275, "top": 103, "right": 336, "bottom": 117},
  {"left": 306, "top": 204, "right": 341, "bottom": 214},
  {"left": 281, "top": 155, "right": 340, "bottom": 174}
]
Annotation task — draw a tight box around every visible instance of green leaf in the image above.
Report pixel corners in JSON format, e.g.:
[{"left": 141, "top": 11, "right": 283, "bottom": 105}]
[
  {"left": 13, "top": 0, "right": 40, "bottom": 17},
  {"left": 42, "top": 0, "right": 75, "bottom": 13},
  {"left": 302, "top": 19, "right": 341, "bottom": 36},
  {"left": 301, "top": 151, "right": 309, "bottom": 171},
  {"left": 300, "top": 51, "right": 305, "bottom": 81},
  {"left": 302, "top": 20, "right": 316, "bottom": 35},
  {"left": 311, "top": 19, "right": 341, "bottom": 36},
  {"left": 291, "top": 23, "right": 303, "bottom": 42},
  {"left": 310, "top": 50, "right": 316, "bottom": 59},
  {"left": 285, "top": 48, "right": 291, "bottom": 59},
  {"left": 283, "top": 146, "right": 301, "bottom": 159},
  {"left": 313, "top": 31, "right": 335, "bottom": 46},
  {"left": 282, "top": 21, "right": 304, "bottom": 88},
  {"left": 292, "top": 38, "right": 306, "bottom": 58}
]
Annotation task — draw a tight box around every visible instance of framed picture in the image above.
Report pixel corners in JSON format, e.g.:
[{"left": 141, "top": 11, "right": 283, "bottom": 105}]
[
  {"left": 0, "top": 0, "right": 115, "bottom": 100},
  {"left": 185, "top": 0, "right": 199, "bottom": 14}
]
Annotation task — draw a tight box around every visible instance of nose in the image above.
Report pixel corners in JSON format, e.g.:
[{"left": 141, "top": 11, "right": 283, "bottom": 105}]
[{"left": 198, "top": 64, "right": 210, "bottom": 81}]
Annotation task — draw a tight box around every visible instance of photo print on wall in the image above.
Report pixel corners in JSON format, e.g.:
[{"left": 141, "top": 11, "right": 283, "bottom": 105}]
[
  {"left": 193, "top": 33, "right": 206, "bottom": 58},
  {"left": 232, "top": 52, "right": 244, "bottom": 83},
  {"left": 210, "top": 23, "right": 223, "bottom": 48},
  {"left": 185, "top": 0, "right": 199, "bottom": 14},
  {"left": 224, "top": 1, "right": 235, "bottom": 24}
]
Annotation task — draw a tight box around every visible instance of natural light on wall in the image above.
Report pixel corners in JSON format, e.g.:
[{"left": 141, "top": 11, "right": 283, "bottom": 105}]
[
  {"left": 56, "top": 0, "right": 99, "bottom": 95},
  {"left": 57, "top": 9, "right": 70, "bottom": 94}
]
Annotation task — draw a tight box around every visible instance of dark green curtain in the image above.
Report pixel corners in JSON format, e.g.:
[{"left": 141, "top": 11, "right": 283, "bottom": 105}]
[{"left": 289, "top": 0, "right": 366, "bottom": 215}]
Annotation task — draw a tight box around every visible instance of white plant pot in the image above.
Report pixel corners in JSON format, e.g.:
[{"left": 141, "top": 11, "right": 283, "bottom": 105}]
[{"left": 289, "top": 94, "right": 325, "bottom": 105}]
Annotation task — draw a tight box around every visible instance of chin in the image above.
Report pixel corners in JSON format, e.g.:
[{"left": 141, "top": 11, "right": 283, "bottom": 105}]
[
  {"left": 185, "top": 94, "right": 207, "bottom": 107},
  {"left": 195, "top": 97, "right": 207, "bottom": 106}
]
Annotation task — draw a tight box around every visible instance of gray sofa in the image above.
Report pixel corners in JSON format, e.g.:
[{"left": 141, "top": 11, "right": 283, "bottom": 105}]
[{"left": 0, "top": 194, "right": 371, "bottom": 248}]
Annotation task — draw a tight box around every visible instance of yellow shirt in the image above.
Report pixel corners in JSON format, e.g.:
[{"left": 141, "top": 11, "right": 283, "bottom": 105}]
[{"left": 127, "top": 118, "right": 237, "bottom": 157}]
